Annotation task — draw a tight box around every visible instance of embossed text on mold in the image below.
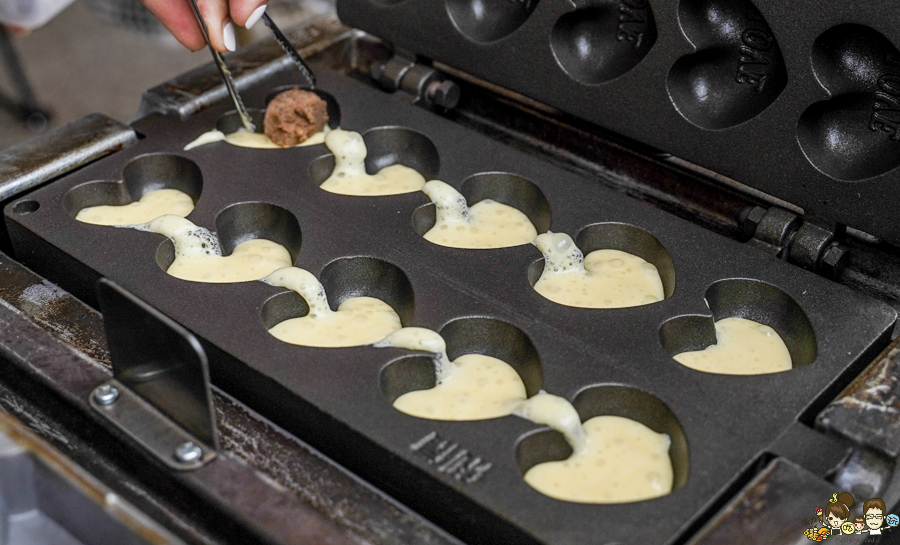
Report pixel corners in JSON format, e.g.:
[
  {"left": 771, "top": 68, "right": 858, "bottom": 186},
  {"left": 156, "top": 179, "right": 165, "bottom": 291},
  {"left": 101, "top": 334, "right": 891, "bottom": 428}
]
[
  {"left": 617, "top": 0, "right": 651, "bottom": 48},
  {"left": 410, "top": 431, "right": 492, "bottom": 483},
  {"left": 734, "top": 12, "right": 776, "bottom": 92},
  {"left": 870, "top": 54, "right": 900, "bottom": 140}
]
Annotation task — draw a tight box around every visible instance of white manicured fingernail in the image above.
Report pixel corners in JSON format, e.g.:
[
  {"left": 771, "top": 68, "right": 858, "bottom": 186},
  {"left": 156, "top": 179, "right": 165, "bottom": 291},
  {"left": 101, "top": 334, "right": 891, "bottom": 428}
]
[
  {"left": 245, "top": 4, "right": 267, "bottom": 29},
  {"left": 223, "top": 19, "right": 236, "bottom": 51}
]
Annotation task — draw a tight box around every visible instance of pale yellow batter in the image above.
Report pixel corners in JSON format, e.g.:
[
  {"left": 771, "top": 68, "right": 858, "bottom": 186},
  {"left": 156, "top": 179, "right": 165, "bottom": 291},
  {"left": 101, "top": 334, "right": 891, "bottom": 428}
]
[
  {"left": 673, "top": 317, "right": 792, "bottom": 375},
  {"left": 393, "top": 354, "right": 526, "bottom": 420},
  {"left": 377, "top": 328, "right": 528, "bottom": 420},
  {"left": 533, "top": 232, "right": 664, "bottom": 308},
  {"left": 141, "top": 215, "right": 292, "bottom": 283},
  {"left": 523, "top": 415, "right": 673, "bottom": 504},
  {"left": 183, "top": 126, "right": 329, "bottom": 150},
  {"left": 421, "top": 180, "right": 537, "bottom": 249},
  {"left": 319, "top": 129, "right": 426, "bottom": 196},
  {"left": 263, "top": 267, "right": 401, "bottom": 348},
  {"left": 75, "top": 188, "right": 194, "bottom": 226}
]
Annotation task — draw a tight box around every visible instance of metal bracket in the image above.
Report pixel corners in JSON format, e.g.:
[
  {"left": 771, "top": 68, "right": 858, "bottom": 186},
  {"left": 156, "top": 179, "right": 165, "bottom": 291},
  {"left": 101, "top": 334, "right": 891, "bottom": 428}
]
[
  {"left": 90, "top": 279, "right": 218, "bottom": 471},
  {"left": 370, "top": 53, "right": 460, "bottom": 110},
  {"left": 739, "top": 205, "right": 848, "bottom": 278}
]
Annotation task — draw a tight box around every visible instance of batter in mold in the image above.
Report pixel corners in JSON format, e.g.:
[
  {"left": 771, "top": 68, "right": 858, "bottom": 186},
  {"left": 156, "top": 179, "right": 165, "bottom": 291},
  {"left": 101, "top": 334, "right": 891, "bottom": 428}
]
[
  {"left": 184, "top": 126, "right": 330, "bottom": 150},
  {"left": 319, "top": 129, "right": 426, "bottom": 196},
  {"left": 533, "top": 232, "right": 664, "bottom": 308},
  {"left": 75, "top": 188, "right": 194, "bottom": 226},
  {"left": 185, "top": 88, "right": 331, "bottom": 150},
  {"left": 421, "top": 180, "right": 538, "bottom": 249},
  {"left": 515, "top": 393, "right": 673, "bottom": 504},
  {"left": 673, "top": 317, "right": 792, "bottom": 375},
  {"left": 376, "top": 328, "right": 527, "bottom": 420},
  {"left": 263, "top": 267, "right": 402, "bottom": 348},
  {"left": 140, "top": 215, "right": 292, "bottom": 283}
]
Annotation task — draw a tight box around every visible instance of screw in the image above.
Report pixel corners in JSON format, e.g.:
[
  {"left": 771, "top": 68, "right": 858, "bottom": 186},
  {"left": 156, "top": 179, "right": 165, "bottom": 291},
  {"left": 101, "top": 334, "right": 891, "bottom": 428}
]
[
  {"left": 820, "top": 243, "right": 849, "bottom": 278},
  {"left": 425, "top": 80, "right": 460, "bottom": 110},
  {"left": 738, "top": 206, "right": 767, "bottom": 238},
  {"left": 174, "top": 441, "right": 203, "bottom": 463},
  {"left": 93, "top": 384, "right": 119, "bottom": 406}
]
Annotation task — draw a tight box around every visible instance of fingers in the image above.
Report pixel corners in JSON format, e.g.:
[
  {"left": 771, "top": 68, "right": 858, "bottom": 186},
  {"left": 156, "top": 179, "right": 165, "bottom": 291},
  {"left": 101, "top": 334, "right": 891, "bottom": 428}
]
[
  {"left": 197, "top": 0, "right": 234, "bottom": 52},
  {"left": 230, "top": 0, "right": 268, "bottom": 29},
  {"left": 139, "top": 0, "right": 234, "bottom": 52}
]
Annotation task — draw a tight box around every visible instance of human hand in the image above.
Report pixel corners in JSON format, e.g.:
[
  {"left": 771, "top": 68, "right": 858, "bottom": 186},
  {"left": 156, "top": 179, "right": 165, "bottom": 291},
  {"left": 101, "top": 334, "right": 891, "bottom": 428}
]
[{"left": 139, "top": 0, "right": 269, "bottom": 52}]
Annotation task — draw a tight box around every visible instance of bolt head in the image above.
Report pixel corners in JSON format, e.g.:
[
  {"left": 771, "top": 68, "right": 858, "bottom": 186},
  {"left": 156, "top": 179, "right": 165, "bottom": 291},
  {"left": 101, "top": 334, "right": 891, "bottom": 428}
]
[
  {"left": 174, "top": 441, "right": 202, "bottom": 463},
  {"left": 738, "top": 206, "right": 767, "bottom": 237},
  {"left": 427, "top": 80, "right": 460, "bottom": 110},
  {"left": 93, "top": 384, "right": 119, "bottom": 406},
  {"left": 820, "top": 244, "right": 848, "bottom": 278}
]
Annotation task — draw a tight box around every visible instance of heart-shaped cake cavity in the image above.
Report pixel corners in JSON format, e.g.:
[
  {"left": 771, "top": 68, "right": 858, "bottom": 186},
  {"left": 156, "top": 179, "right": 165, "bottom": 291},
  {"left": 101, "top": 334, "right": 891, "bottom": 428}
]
[
  {"left": 797, "top": 24, "right": 900, "bottom": 181},
  {"left": 659, "top": 279, "right": 817, "bottom": 375},
  {"left": 516, "top": 385, "right": 688, "bottom": 503},
  {"left": 445, "top": 0, "right": 539, "bottom": 43},
  {"left": 154, "top": 202, "right": 302, "bottom": 282},
  {"left": 379, "top": 317, "right": 543, "bottom": 420},
  {"left": 667, "top": 0, "right": 787, "bottom": 130},
  {"left": 63, "top": 154, "right": 203, "bottom": 223},
  {"left": 551, "top": 0, "right": 657, "bottom": 85}
]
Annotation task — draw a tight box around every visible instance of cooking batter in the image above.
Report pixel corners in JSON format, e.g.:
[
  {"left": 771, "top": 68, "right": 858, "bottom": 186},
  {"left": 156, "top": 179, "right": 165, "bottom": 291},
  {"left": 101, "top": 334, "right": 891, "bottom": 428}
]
[
  {"left": 533, "top": 232, "right": 664, "bottom": 308},
  {"left": 140, "top": 215, "right": 292, "bottom": 283},
  {"left": 515, "top": 393, "right": 674, "bottom": 504},
  {"left": 263, "top": 267, "right": 402, "bottom": 348},
  {"left": 75, "top": 188, "right": 194, "bottom": 226},
  {"left": 376, "top": 328, "right": 527, "bottom": 420},
  {"left": 673, "top": 317, "right": 792, "bottom": 375},
  {"left": 421, "top": 180, "right": 538, "bottom": 249},
  {"left": 319, "top": 129, "right": 426, "bottom": 196},
  {"left": 184, "top": 126, "right": 330, "bottom": 150}
]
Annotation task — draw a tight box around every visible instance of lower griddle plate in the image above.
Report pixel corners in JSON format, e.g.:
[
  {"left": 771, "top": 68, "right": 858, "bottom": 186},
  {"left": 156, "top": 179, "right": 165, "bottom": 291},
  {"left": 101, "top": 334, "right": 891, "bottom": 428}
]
[{"left": 4, "top": 65, "right": 897, "bottom": 544}]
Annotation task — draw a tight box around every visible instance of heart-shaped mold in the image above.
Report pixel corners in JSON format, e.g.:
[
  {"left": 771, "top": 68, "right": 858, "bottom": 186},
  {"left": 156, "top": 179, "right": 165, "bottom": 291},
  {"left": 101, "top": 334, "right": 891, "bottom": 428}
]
[
  {"left": 379, "top": 317, "right": 543, "bottom": 406},
  {"left": 215, "top": 86, "right": 342, "bottom": 138},
  {"left": 63, "top": 154, "right": 203, "bottom": 219},
  {"left": 667, "top": 0, "right": 787, "bottom": 130},
  {"left": 550, "top": 0, "right": 657, "bottom": 85},
  {"left": 798, "top": 25, "right": 900, "bottom": 181},
  {"left": 412, "top": 172, "right": 552, "bottom": 237},
  {"left": 260, "top": 257, "right": 415, "bottom": 331},
  {"left": 515, "top": 385, "right": 689, "bottom": 498},
  {"left": 445, "top": 0, "right": 539, "bottom": 43},
  {"left": 527, "top": 223, "right": 675, "bottom": 301},
  {"left": 659, "top": 279, "right": 817, "bottom": 373},
  {"left": 309, "top": 126, "right": 441, "bottom": 189},
  {"left": 155, "top": 202, "right": 302, "bottom": 272}
]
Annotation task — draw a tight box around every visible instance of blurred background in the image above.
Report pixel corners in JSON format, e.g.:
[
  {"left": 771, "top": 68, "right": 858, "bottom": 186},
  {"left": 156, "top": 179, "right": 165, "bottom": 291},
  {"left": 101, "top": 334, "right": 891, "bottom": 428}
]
[{"left": 0, "top": 0, "right": 330, "bottom": 151}]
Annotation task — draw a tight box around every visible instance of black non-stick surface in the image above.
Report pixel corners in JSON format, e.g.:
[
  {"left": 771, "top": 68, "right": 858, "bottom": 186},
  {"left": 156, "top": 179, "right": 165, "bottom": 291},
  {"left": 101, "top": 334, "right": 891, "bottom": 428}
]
[
  {"left": 337, "top": 0, "right": 900, "bottom": 247},
  {"left": 4, "top": 67, "right": 897, "bottom": 544}
]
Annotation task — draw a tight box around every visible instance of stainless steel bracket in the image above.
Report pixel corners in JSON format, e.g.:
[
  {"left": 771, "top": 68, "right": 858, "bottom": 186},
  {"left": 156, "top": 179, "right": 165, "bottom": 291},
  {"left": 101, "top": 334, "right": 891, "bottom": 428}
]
[{"left": 90, "top": 279, "right": 218, "bottom": 471}]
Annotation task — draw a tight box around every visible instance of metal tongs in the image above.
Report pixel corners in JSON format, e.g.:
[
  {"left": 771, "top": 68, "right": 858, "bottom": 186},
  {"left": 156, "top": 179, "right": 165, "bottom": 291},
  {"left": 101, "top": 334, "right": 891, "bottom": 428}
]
[{"left": 186, "top": 0, "right": 317, "bottom": 134}]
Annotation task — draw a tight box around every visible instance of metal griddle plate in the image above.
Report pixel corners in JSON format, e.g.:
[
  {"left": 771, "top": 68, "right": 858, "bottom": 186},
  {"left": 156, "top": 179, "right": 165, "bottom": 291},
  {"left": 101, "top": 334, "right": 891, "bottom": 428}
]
[
  {"left": 4, "top": 65, "right": 897, "bottom": 545},
  {"left": 336, "top": 0, "right": 900, "bottom": 247}
]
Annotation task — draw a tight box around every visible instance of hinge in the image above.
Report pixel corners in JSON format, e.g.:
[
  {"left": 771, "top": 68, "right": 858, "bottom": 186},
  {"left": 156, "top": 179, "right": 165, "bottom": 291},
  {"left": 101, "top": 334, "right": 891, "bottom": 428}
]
[
  {"left": 739, "top": 205, "right": 848, "bottom": 279},
  {"left": 89, "top": 279, "right": 218, "bottom": 471},
  {"left": 370, "top": 53, "right": 460, "bottom": 110}
]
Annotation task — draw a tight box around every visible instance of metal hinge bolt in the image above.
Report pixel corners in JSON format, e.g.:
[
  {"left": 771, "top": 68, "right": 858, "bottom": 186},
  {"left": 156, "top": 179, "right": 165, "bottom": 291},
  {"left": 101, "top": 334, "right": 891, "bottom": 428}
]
[
  {"left": 93, "top": 384, "right": 119, "bottom": 406},
  {"left": 174, "top": 441, "right": 203, "bottom": 463}
]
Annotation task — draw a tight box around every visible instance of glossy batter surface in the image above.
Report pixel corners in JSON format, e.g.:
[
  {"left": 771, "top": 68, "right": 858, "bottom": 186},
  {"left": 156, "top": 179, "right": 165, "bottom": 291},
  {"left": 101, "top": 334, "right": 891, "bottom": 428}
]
[
  {"left": 533, "top": 233, "right": 664, "bottom": 308},
  {"left": 319, "top": 130, "right": 425, "bottom": 196},
  {"left": 393, "top": 354, "right": 527, "bottom": 420},
  {"left": 421, "top": 180, "right": 537, "bottom": 248},
  {"left": 75, "top": 189, "right": 194, "bottom": 226},
  {"left": 143, "top": 215, "right": 292, "bottom": 283},
  {"left": 184, "top": 126, "right": 329, "bottom": 150},
  {"left": 264, "top": 267, "right": 401, "bottom": 348},
  {"left": 524, "top": 415, "right": 673, "bottom": 504},
  {"left": 673, "top": 317, "right": 792, "bottom": 375}
]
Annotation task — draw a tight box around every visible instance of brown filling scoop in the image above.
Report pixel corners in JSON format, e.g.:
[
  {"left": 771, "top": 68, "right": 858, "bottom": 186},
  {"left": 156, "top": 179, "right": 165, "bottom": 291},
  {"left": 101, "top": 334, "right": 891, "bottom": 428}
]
[{"left": 264, "top": 88, "right": 329, "bottom": 146}]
